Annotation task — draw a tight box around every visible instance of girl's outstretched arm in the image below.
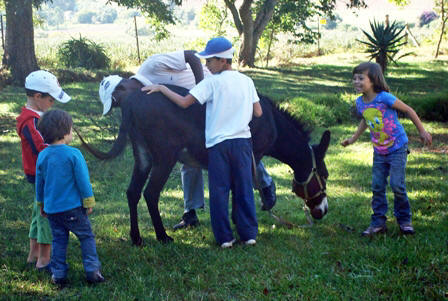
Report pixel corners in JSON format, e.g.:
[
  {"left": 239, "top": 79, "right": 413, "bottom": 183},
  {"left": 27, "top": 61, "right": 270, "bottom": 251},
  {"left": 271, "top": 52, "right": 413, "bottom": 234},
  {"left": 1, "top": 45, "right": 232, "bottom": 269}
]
[
  {"left": 341, "top": 119, "right": 367, "bottom": 147},
  {"left": 393, "top": 99, "right": 432, "bottom": 146}
]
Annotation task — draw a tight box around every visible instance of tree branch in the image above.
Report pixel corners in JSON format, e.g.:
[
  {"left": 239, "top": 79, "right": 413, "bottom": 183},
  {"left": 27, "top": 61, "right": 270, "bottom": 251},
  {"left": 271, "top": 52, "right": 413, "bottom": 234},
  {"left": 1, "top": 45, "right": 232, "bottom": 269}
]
[
  {"left": 224, "top": 0, "right": 244, "bottom": 35},
  {"left": 254, "top": 0, "right": 277, "bottom": 37},
  {"left": 239, "top": 0, "right": 254, "bottom": 27}
]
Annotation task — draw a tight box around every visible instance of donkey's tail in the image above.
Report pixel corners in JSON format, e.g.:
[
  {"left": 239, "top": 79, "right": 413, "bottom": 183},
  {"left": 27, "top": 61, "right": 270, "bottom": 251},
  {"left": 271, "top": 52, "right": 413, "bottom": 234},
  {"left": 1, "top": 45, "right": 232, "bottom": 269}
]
[{"left": 74, "top": 126, "right": 128, "bottom": 160}]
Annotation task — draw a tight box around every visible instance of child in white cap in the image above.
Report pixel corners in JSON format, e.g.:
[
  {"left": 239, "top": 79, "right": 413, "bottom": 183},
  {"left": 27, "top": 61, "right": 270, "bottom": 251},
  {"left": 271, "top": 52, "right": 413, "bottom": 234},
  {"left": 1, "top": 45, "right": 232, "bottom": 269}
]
[
  {"left": 16, "top": 70, "right": 70, "bottom": 271},
  {"left": 142, "top": 37, "right": 262, "bottom": 248}
]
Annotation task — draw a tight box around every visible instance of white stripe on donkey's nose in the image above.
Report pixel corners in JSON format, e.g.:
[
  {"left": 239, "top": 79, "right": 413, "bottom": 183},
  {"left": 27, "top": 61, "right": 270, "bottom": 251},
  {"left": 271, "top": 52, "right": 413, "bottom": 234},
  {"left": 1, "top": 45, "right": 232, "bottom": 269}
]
[{"left": 317, "top": 197, "right": 328, "bottom": 215}]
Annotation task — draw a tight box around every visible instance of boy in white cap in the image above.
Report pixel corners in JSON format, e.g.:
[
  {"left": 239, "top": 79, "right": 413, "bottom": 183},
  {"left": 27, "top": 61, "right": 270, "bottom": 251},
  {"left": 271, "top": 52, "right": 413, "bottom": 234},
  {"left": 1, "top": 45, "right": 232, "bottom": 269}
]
[
  {"left": 143, "top": 37, "right": 262, "bottom": 248},
  {"left": 16, "top": 70, "right": 70, "bottom": 271}
]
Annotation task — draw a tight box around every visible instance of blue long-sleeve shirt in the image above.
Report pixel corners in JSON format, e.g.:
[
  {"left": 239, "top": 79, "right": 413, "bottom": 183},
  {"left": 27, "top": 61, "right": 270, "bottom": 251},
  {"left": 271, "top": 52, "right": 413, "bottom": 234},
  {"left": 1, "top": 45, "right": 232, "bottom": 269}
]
[{"left": 35, "top": 144, "right": 95, "bottom": 214}]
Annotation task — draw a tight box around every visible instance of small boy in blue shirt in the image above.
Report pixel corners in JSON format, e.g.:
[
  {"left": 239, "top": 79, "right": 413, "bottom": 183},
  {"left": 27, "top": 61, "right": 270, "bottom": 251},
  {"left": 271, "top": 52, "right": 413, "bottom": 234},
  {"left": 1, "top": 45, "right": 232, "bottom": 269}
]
[{"left": 35, "top": 109, "right": 104, "bottom": 285}]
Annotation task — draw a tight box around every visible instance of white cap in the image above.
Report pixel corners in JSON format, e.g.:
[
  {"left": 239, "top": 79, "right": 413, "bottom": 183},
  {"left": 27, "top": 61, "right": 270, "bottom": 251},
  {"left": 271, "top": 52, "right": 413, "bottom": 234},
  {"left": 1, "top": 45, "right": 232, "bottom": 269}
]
[
  {"left": 25, "top": 70, "right": 71, "bottom": 103},
  {"left": 99, "top": 75, "right": 123, "bottom": 115}
]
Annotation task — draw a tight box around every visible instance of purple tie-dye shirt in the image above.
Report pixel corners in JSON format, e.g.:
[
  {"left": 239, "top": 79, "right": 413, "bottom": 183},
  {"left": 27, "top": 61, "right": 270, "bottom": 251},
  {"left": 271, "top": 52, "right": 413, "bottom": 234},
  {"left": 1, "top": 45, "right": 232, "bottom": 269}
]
[{"left": 356, "top": 91, "right": 408, "bottom": 154}]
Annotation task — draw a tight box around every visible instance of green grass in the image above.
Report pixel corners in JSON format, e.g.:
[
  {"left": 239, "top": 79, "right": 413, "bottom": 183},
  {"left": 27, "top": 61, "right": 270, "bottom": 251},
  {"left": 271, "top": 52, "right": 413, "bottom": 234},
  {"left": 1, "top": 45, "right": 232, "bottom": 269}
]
[{"left": 0, "top": 60, "right": 447, "bottom": 300}]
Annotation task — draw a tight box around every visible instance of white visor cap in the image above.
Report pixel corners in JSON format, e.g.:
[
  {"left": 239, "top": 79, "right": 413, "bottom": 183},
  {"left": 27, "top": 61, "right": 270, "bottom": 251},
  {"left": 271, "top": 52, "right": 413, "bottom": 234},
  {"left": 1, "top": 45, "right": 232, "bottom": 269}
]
[{"left": 99, "top": 75, "right": 123, "bottom": 115}]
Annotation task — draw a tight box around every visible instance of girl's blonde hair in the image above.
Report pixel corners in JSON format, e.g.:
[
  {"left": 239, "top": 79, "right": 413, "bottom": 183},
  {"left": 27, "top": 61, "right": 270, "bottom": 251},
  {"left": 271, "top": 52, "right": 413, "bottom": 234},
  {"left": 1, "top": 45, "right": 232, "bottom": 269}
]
[{"left": 353, "top": 62, "right": 390, "bottom": 93}]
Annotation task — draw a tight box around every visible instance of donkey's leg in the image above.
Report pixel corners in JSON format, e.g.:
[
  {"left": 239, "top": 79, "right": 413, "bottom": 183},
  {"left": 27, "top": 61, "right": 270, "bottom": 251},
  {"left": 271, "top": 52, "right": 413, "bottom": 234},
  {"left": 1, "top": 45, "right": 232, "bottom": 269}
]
[
  {"left": 127, "top": 142, "right": 152, "bottom": 246},
  {"left": 143, "top": 160, "right": 177, "bottom": 243},
  {"left": 127, "top": 164, "right": 150, "bottom": 246},
  {"left": 127, "top": 162, "right": 151, "bottom": 246}
]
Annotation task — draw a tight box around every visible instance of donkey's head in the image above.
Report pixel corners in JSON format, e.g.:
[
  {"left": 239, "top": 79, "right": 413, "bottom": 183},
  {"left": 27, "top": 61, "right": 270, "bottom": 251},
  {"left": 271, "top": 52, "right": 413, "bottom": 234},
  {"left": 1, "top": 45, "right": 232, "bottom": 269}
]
[
  {"left": 292, "top": 130, "right": 330, "bottom": 219},
  {"left": 99, "top": 76, "right": 143, "bottom": 115}
]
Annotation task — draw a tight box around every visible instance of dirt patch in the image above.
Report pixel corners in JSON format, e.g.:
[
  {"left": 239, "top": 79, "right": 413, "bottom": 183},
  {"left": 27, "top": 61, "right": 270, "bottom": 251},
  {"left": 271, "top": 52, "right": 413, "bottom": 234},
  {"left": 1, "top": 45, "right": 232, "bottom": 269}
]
[
  {"left": 408, "top": 132, "right": 448, "bottom": 154},
  {"left": 0, "top": 114, "right": 16, "bottom": 135}
]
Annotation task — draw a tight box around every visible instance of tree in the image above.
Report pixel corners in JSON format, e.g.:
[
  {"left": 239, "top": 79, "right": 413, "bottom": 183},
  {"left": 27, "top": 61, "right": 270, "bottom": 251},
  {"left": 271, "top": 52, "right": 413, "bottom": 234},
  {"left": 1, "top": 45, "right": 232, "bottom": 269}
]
[
  {"left": 109, "top": 0, "right": 366, "bottom": 67},
  {"left": 434, "top": 0, "right": 447, "bottom": 58},
  {"left": 358, "top": 20, "right": 409, "bottom": 73},
  {"left": 3, "top": 0, "right": 48, "bottom": 85},
  {"left": 222, "top": 0, "right": 367, "bottom": 67},
  {"left": 108, "top": 0, "right": 180, "bottom": 41},
  {"left": 389, "top": 0, "right": 447, "bottom": 58},
  {"left": 198, "top": 0, "right": 231, "bottom": 37}
]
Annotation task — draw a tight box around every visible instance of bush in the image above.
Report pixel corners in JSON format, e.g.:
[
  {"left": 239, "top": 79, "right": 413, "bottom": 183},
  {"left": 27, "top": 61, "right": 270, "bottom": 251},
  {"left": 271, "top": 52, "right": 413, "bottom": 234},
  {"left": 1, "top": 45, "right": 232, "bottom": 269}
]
[
  {"left": 281, "top": 93, "right": 354, "bottom": 128},
  {"left": 49, "top": 68, "right": 133, "bottom": 83},
  {"left": 0, "top": 67, "right": 12, "bottom": 90},
  {"left": 78, "top": 11, "right": 97, "bottom": 24},
  {"left": 57, "top": 36, "right": 110, "bottom": 69},
  {"left": 406, "top": 92, "right": 448, "bottom": 122},
  {"left": 324, "top": 14, "right": 342, "bottom": 30},
  {"left": 37, "top": 6, "right": 65, "bottom": 26},
  {"left": 419, "top": 11, "right": 438, "bottom": 27},
  {"left": 98, "top": 8, "right": 117, "bottom": 24}
]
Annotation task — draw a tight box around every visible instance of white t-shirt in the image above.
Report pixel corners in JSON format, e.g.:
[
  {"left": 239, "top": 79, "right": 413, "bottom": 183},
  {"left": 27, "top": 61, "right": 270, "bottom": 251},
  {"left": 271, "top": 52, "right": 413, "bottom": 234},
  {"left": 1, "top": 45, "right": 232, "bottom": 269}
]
[
  {"left": 130, "top": 50, "right": 210, "bottom": 89},
  {"left": 190, "top": 70, "right": 260, "bottom": 148}
]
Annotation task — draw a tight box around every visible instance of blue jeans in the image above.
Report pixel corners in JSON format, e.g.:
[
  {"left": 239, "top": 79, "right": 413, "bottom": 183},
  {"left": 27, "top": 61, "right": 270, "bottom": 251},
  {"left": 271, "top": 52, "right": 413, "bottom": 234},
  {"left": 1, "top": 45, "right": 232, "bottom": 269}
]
[
  {"left": 182, "top": 162, "right": 272, "bottom": 212},
  {"left": 371, "top": 144, "right": 411, "bottom": 227},
  {"left": 254, "top": 161, "right": 273, "bottom": 189},
  {"left": 208, "top": 138, "right": 258, "bottom": 244},
  {"left": 48, "top": 207, "right": 101, "bottom": 279},
  {"left": 181, "top": 165, "right": 204, "bottom": 212}
]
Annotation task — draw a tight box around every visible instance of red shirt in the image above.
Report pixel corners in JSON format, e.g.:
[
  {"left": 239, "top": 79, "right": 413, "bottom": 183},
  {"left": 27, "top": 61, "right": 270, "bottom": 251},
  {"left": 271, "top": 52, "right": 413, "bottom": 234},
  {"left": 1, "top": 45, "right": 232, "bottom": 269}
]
[{"left": 16, "top": 106, "right": 48, "bottom": 181}]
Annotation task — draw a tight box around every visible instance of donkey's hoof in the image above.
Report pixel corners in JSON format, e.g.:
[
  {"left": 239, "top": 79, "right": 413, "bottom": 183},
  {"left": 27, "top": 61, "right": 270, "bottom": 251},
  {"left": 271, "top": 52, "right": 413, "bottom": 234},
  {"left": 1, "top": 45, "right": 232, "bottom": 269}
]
[
  {"left": 159, "top": 235, "right": 174, "bottom": 244},
  {"left": 131, "top": 236, "right": 143, "bottom": 246}
]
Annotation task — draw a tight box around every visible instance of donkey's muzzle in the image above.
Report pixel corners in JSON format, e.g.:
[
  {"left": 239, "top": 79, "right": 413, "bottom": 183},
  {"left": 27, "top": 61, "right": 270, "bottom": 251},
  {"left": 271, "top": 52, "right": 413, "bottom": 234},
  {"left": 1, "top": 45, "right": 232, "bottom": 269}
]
[{"left": 310, "top": 197, "right": 328, "bottom": 219}]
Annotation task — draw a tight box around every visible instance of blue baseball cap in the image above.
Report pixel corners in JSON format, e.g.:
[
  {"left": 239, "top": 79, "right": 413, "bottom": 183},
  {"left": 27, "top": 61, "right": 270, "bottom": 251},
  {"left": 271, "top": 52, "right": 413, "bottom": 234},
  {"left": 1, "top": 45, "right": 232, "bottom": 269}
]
[{"left": 196, "top": 37, "right": 234, "bottom": 59}]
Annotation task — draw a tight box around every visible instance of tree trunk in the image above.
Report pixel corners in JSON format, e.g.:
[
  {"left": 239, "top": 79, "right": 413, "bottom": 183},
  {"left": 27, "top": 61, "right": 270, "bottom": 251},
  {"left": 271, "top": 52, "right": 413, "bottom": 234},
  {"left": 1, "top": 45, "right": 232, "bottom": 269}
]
[
  {"left": 4, "top": 0, "right": 38, "bottom": 85},
  {"left": 265, "top": 25, "right": 275, "bottom": 67},
  {"left": 225, "top": 0, "right": 277, "bottom": 67},
  {"left": 239, "top": 23, "right": 256, "bottom": 66},
  {"left": 435, "top": 0, "right": 446, "bottom": 59},
  {"left": 375, "top": 53, "right": 387, "bottom": 74}
]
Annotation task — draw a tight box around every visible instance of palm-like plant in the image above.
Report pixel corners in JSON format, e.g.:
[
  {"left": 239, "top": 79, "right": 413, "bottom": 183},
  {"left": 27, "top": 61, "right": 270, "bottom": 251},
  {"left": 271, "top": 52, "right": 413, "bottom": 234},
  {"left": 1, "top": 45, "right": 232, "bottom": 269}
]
[{"left": 358, "top": 20, "right": 410, "bottom": 73}]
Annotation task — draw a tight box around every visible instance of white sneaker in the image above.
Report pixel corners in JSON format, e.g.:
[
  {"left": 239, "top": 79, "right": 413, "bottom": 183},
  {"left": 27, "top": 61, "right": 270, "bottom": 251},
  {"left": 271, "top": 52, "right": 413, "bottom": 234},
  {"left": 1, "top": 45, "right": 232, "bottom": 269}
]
[
  {"left": 221, "top": 239, "right": 236, "bottom": 248},
  {"left": 244, "top": 239, "right": 256, "bottom": 246}
]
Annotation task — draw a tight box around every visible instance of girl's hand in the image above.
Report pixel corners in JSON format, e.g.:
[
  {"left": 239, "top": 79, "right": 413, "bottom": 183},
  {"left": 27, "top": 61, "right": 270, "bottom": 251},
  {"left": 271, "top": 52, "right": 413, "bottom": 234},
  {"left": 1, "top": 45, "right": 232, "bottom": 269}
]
[
  {"left": 86, "top": 207, "right": 93, "bottom": 215},
  {"left": 141, "top": 85, "right": 163, "bottom": 94},
  {"left": 341, "top": 138, "right": 353, "bottom": 147},
  {"left": 419, "top": 130, "right": 432, "bottom": 146}
]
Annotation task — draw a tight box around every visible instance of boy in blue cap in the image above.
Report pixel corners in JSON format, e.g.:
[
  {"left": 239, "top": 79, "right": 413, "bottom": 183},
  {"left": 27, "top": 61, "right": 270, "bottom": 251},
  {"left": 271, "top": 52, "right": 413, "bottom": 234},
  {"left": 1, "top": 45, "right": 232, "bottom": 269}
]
[{"left": 142, "top": 37, "right": 261, "bottom": 248}]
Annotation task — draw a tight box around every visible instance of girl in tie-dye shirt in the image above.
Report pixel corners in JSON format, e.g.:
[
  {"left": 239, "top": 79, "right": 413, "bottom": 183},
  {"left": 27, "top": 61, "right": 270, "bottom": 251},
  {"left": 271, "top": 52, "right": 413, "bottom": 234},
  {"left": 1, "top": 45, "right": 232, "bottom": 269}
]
[{"left": 341, "top": 62, "right": 432, "bottom": 237}]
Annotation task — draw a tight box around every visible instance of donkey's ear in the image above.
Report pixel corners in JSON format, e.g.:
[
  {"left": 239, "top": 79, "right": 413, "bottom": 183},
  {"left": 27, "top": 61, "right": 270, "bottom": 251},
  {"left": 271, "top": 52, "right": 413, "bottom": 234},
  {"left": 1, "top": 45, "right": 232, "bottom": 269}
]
[{"left": 318, "top": 130, "right": 331, "bottom": 155}]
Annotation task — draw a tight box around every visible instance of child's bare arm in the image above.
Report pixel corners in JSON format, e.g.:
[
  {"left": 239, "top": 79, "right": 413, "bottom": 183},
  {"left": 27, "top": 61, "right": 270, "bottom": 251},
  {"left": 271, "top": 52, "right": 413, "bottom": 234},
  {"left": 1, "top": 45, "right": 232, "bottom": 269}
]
[
  {"left": 253, "top": 102, "right": 262, "bottom": 117},
  {"left": 341, "top": 119, "right": 367, "bottom": 147},
  {"left": 142, "top": 85, "right": 196, "bottom": 109},
  {"left": 392, "top": 99, "right": 432, "bottom": 146}
]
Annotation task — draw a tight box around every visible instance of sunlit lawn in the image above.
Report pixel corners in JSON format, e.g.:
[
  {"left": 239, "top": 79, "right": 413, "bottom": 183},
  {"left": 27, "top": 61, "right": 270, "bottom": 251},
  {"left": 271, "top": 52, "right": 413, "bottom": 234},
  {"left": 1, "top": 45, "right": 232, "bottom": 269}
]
[{"left": 0, "top": 60, "right": 447, "bottom": 299}]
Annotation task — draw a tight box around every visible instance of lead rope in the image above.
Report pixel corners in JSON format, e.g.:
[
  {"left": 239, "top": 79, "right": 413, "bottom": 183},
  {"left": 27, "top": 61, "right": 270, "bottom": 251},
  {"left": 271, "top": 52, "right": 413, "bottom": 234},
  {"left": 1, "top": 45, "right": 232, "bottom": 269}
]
[{"left": 251, "top": 153, "right": 313, "bottom": 229}]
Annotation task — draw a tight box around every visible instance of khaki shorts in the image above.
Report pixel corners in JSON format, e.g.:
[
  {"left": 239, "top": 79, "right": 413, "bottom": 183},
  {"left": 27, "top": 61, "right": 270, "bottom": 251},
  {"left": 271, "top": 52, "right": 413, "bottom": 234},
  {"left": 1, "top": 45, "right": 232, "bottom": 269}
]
[{"left": 29, "top": 201, "right": 52, "bottom": 244}]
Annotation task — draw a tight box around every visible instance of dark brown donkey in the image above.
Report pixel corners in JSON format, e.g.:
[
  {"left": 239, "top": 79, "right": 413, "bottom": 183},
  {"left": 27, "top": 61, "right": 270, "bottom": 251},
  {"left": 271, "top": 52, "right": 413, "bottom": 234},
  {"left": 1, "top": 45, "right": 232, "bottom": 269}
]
[{"left": 78, "top": 82, "right": 331, "bottom": 245}]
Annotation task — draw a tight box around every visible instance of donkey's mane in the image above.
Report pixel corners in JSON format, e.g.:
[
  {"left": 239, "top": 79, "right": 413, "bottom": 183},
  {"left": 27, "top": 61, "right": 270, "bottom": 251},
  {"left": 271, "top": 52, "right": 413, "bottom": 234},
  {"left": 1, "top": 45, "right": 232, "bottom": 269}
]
[{"left": 262, "top": 95, "right": 311, "bottom": 143}]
